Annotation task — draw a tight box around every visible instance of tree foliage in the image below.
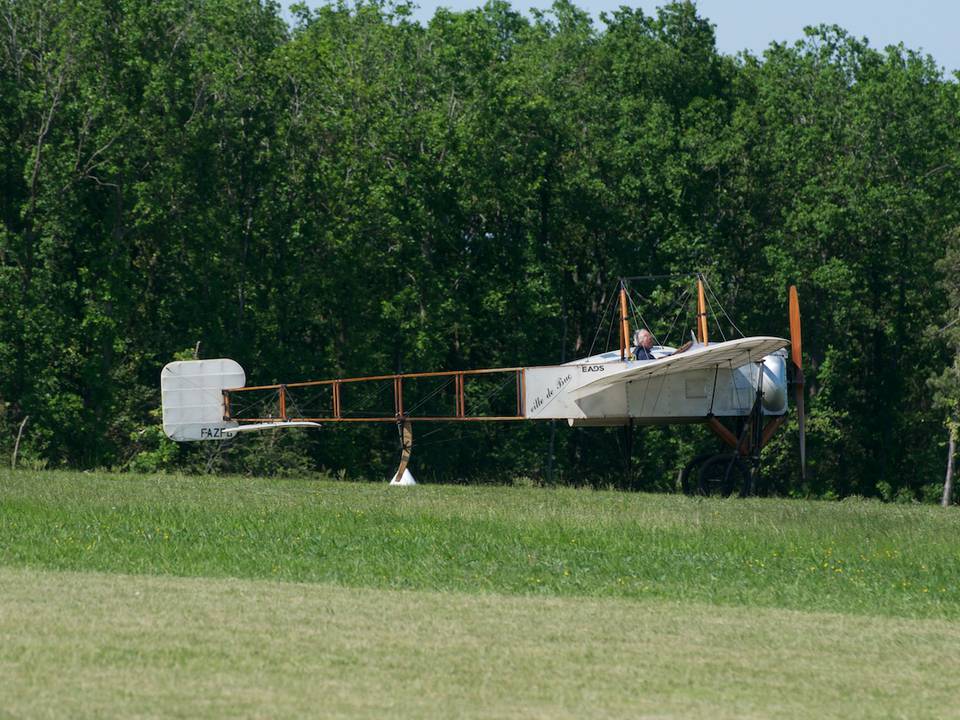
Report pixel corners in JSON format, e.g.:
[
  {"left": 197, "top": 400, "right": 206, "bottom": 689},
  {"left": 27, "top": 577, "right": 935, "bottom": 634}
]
[{"left": 1, "top": 0, "right": 958, "bottom": 498}]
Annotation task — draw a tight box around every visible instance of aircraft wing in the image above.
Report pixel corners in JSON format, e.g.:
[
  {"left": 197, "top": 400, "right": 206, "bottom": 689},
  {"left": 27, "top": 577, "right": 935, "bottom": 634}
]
[{"left": 570, "top": 336, "right": 789, "bottom": 401}]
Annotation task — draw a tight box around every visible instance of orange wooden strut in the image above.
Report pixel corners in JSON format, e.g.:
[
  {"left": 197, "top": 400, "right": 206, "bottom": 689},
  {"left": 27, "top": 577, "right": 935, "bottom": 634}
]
[
  {"left": 394, "top": 376, "right": 404, "bottom": 417},
  {"left": 455, "top": 373, "right": 465, "bottom": 417},
  {"left": 707, "top": 417, "right": 738, "bottom": 450},
  {"left": 696, "top": 277, "right": 709, "bottom": 344},
  {"left": 234, "top": 365, "right": 525, "bottom": 393},
  {"left": 619, "top": 283, "right": 630, "bottom": 361},
  {"left": 224, "top": 366, "right": 528, "bottom": 424}
]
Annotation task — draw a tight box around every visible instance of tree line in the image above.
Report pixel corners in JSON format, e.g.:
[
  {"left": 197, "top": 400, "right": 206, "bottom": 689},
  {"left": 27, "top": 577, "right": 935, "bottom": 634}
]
[{"left": 1, "top": 0, "right": 958, "bottom": 500}]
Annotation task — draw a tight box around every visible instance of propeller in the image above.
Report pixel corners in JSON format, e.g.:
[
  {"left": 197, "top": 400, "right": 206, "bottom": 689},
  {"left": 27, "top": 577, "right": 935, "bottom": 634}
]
[{"left": 789, "top": 285, "right": 806, "bottom": 479}]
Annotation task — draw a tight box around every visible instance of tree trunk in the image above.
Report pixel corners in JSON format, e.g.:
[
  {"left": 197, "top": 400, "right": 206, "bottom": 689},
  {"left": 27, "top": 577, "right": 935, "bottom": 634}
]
[
  {"left": 944, "top": 422, "right": 956, "bottom": 508},
  {"left": 11, "top": 416, "right": 28, "bottom": 470}
]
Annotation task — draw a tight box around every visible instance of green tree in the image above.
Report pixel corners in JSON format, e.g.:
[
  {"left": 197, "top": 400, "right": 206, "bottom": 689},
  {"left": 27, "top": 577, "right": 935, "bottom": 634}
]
[{"left": 929, "top": 231, "right": 960, "bottom": 506}]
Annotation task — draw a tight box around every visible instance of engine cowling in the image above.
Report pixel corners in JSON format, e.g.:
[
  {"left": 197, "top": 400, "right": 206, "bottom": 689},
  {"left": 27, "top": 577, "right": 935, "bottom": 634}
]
[{"left": 760, "top": 352, "right": 787, "bottom": 414}]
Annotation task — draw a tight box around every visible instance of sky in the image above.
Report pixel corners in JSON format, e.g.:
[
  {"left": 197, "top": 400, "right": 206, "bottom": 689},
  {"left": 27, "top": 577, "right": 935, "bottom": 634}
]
[{"left": 291, "top": 0, "right": 960, "bottom": 74}]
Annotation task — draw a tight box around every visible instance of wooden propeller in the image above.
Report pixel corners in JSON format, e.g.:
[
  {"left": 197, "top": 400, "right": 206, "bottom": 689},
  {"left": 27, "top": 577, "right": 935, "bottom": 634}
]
[{"left": 789, "top": 285, "right": 806, "bottom": 480}]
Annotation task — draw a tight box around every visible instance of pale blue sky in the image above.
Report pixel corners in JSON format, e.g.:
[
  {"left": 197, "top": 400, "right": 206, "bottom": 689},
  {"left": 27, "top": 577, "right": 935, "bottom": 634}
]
[{"left": 290, "top": 0, "right": 960, "bottom": 74}]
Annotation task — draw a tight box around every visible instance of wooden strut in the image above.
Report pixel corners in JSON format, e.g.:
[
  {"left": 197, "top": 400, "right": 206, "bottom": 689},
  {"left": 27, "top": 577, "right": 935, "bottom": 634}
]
[
  {"left": 226, "top": 366, "right": 527, "bottom": 424},
  {"left": 234, "top": 416, "right": 526, "bottom": 423},
  {"left": 696, "top": 275, "right": 709, "bottom": 344},
  {"left": 707, "top": 417, "right": 740, "bottom": 452},
  {"left": 707, "top": 373, "right": 759, "bottom": 457},
  {"left": 619, "top": 282, "right": 630, "bottom": 361},
  {"left": 707, "top": 369, "right": 789, "bottom": 457},
  {"left": 394, "top": 377, "right": 403, "bottom": 417},
  {"left": 516, "top": 369, "right": 524, "bottom": 417},
  {"left": 760, "top": 415, "right": 787, "bottom": 447},
  {"left": 707, "top": 417, "right": 755, "bottom": 457},
  {"left": 235, "top": 365, "right": 523, "bottom": 392}
]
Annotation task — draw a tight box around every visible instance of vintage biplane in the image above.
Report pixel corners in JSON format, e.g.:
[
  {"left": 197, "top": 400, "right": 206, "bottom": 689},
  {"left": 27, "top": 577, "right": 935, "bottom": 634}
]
[{"left": 161, "top": 276, "right": 806, "bottom": 495}]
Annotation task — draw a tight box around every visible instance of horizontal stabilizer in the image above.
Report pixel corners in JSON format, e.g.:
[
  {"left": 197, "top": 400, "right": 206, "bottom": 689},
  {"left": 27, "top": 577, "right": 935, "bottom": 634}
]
[{"left": 223, "top": 421, "right": 322, "bottom": 436}]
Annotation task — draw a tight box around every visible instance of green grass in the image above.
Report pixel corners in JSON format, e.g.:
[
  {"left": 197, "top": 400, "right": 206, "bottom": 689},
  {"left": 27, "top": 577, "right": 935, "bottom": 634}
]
[
  {"left": 3, "top": 566, "right": 960, "bottom": 719},
  {"left": 3, "top": 469, "right": 960, "bottom": 718},
  {"left": 1, "top": 469, "right": 958, "bottom": 619}
]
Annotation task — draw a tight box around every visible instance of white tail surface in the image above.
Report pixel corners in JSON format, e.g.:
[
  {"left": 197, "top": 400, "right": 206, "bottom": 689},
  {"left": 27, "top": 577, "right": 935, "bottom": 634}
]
[{"left": 161, "top": 359, "right": 245, "bottom": 441}]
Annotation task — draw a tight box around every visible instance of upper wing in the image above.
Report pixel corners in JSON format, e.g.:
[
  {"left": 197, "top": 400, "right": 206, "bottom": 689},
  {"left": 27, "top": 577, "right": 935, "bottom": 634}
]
[{"left": 570, "top": 336, "right": 789, "bottom": 400}]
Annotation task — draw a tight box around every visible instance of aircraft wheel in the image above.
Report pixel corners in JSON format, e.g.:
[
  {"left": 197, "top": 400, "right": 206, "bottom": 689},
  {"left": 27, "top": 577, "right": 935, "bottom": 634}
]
[
  {"left": 697, "top": 454, "right": 752, "bottom": 498},
  {"left": 679, "top": 452, "right": 716, "bottom": 495}
]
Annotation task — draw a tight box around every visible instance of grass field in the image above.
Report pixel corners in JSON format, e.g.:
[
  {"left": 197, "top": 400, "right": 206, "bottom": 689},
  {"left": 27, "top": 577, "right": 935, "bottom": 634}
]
[{"left": 1, "top": 469, "right": 959, "bottom": 717}]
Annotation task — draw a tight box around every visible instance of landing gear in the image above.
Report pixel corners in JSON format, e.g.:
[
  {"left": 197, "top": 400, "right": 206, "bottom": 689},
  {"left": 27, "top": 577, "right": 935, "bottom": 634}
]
[
  {"left": 389, "top": 417, "right": 416, "bottom": 485},
  {"left": 678, "top": 452, "right": 716, "bottom": 495},
  {"left": 679, "top": 451, "right": 752, "bottom": 497},
  {"left": 680, "top": 363, "right": 779, "bottom": 498},
  {"left": 697, "top": 453, "right": 751, "bottom": 497}
]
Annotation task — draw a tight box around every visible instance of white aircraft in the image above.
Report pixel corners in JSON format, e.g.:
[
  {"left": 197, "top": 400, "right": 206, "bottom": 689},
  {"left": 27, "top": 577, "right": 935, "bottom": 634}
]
[{"left": 161, "top": 277, "right": 805, "bottom": 495}]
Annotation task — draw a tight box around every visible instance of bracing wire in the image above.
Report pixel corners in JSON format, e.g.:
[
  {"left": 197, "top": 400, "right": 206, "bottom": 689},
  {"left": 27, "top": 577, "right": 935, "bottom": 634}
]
[
  {"left": 626, "top": 290, "right": 661, "bottom": 347},
  {"left": 415, "top": 435, "right": 468, "bottom": 449},
  {"left": 285, "top": 392, "right": 304, "bottom": 419},
  {"left": 627, "top": 291, "right": 643, "bottom": 347},
  {"left": 624, "top": 281, "right": 693, "bottom": 349},
  {"left": 403, "top": 376, "right": 456, "bottom": 416},
  {"left": 702, "top": 289, "right": 727, "bottom": 342},
  {"left": 340, "top": 378, "right": 394, "bottom": 417},
  {"left": 587, "top": 285, "right": 620, "bottom": 358},
  {"left": 229, "top": 388, "right": 281, "bottom": 419},
  {"left": 621, "top": 273, "right": 698, "bottom": 281},
  {"left": 262, "top": 373, "right": 459, "bottom": 420},
  {"left": 232, "top": 368, "right": 507, "bottom": 422},
  {"left": 465, "top": 373, "right": 516, "bottom": 417},
  {"left": 397, "top": 422, "right": 457, "bottom": 454},
  {"left": 662, "top": 286, "right": 692, "bottom": 348},
  {"left": 702, "top": 275, "right": 745, "bottom": 339},
  {"left": 604, "top": 308, "right": 616, "bottom": 354},
  {"left": 287, "top": 385, "right": 334, "bottom": 417},
  {"left": 418, "top": 425, "right": 450, "bottom": 442},
  {"left": 287, "top": 384, "right": 340, "bottom": 418}
]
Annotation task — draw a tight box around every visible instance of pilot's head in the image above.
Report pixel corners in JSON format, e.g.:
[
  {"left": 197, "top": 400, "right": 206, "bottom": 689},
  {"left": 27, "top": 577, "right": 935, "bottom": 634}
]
[{"left": 637, "top": 329, "right": 653, "bottom": 349}]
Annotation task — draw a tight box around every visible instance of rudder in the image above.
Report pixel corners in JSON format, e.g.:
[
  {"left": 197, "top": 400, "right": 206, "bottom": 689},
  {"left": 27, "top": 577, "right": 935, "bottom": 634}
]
[{"left": 160, "top": 358, "right": 245, "bottom": 441}]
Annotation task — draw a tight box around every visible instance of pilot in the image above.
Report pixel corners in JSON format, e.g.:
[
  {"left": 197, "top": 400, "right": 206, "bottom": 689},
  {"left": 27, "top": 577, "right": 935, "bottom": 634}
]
[{"left": 633, "top": 328, "right": 656, "bottom": 361}]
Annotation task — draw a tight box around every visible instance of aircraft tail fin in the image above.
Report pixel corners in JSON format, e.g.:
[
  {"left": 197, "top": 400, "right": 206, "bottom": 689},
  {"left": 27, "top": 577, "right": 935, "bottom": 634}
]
[{"left": 161, "top": 358, "right": 245, "bottom": 441}]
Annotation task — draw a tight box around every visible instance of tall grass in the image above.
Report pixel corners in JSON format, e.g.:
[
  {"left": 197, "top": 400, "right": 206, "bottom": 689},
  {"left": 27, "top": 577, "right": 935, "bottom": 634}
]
[{"left": 1, "top": 470, "right": 957, "bottom": 618}]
